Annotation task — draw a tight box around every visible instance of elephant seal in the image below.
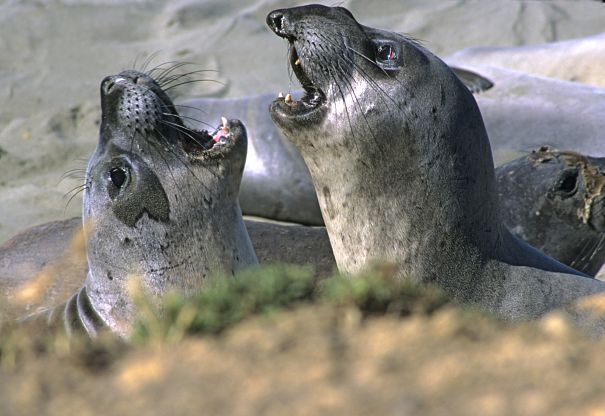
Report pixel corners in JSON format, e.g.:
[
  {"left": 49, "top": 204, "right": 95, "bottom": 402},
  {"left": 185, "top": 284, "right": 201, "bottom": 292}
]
[
  {"left": 26, "top": 70, "right": 258, "bottom": 337},
  {"left": 497, "top": 147, "right": 605, "bottom": 276},
  {"left": 447, "top": 32, "right": 605, "bottom": 88},
  {"left": 443, "top": 64, "right": 605, "bottom": 165},
  {"left": 266, "top": 5, "right": 605, "bottom": 321}
]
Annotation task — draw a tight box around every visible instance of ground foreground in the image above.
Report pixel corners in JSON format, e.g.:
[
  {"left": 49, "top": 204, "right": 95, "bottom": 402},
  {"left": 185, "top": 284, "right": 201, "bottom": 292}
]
[{"left": 2, "top": 266, "right": 605, "bottom": 416}]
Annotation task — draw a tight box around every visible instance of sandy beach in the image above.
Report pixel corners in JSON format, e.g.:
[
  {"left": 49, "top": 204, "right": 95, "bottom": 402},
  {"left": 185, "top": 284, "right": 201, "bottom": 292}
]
[{"left": 1, "top": 0, "right": 605, "bottom": 243}]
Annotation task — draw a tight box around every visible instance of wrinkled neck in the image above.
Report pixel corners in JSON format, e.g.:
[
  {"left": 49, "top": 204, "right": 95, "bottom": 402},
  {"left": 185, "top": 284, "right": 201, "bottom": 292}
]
[{"left": 297, "top": 85, "right": 501, "bottom": 284}]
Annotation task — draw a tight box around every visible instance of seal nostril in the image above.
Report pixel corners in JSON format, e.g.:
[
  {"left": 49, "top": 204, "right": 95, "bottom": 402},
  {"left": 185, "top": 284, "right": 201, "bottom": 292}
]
[
  {"left": 101, "top": 77, "right": 115, "bottom": 95},
  {"left": 267, "top": 11, "right": 285, "bottom": 34}
]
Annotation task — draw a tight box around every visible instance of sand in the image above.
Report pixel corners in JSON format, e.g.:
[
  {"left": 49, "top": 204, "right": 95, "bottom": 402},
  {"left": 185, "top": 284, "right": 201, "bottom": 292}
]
[{"left": 1, "top": 0, "right": 605, "bottom": 243}]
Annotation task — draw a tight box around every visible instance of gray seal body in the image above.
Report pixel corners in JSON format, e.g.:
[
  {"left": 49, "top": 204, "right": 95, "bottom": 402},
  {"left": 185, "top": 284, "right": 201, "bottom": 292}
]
[
  {"left": 58, "top": 70, "right": 257, "bottom": 337},
  {"left": 266, "top": 5, "right": 605, "bottom": 321}
]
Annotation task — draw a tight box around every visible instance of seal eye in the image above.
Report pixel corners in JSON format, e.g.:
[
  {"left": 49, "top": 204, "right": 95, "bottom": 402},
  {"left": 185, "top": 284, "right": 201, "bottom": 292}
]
[
  {"left": 550, "top": 167, "right": 579, "bottom": 198},
  {"left": 110, "top": 167, "right": 128, "bottom": 188},
  {"left": 376, "top": 44, "right": 398, "bottom": 63}
]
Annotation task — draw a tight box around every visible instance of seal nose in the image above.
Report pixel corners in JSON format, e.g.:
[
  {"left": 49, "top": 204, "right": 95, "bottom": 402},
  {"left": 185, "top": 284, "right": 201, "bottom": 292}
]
[
  {"left": 101, "top": 75, "right": 130, "bottom": 96},
  {"left": 101, "top": 76, "right": 116, "bottom": 95},
  {"left": 266, "top": 10, "right": 287, "bottom": 37}
]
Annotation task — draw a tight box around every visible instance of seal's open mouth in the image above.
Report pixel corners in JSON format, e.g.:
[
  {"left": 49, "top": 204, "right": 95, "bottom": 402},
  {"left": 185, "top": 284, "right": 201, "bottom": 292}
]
[
  {"left": 272, "top": 43, "right": 326, "bottom": 120},
  {"left": 184, "top": 116, "right": 233, "bottom": 156}
]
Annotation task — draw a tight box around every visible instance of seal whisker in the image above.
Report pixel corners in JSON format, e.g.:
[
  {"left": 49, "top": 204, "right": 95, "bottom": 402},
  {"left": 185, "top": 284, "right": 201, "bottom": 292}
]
[
  {"left": 60, "top": 168, "right": 87, "bottom": 182},
  {"left": 171, "top": 103, "right": 208, "bottom": 115},
  {"left": 570, "top": 236, "right": 596, "bottom": 271},
  {"left": 345, "top": 44, "right": 388, "bottom": 76},
  {"left": 158, "top": 69, "right": 220, "bottom": 89},
  {"left": 330, "top": 62, "right": 385, "bottom": 156},
  {"left": 151, "top": 126, "right": 213, "bottom": 195},
  {"left": 63, "top": 183, "right": 88, "bottom": 214},
  {"left": 151, "top": 61, "right": 195, "bottom": 83},
  {"left": 161, "top": 78, "right": 226, "bottom": 92},
  {"left": 151, "top": 61, "right": 211, "bottom": 86},
  {"left": 158, "top": 119, "right": 211, "bottom": 150},
  {"left": 137, "top": 51, "right": 163, "bottom": 74},
  {"left": 147, "top": 128, "right": 207, "bottom": 206},
  {"left": 325, "top": 64, "right": 366, "bottom": 157},
  {"left": 317, "top": 33, "right": 400, "bottom": 109},
  {"left": 164, "top": 113, "right": 215, "bottom": 130},
  {"left": 578, "top": 234, "right": 604, "bottom": 267}
]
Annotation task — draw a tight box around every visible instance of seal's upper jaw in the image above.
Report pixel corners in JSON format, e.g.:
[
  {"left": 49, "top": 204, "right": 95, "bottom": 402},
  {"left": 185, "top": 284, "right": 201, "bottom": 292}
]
[
  {"left": 98, "top": 70, "right": 242, "bottom": 159},
  {"left": 266, "top": 7, "right": 335, "bottom": 124}
]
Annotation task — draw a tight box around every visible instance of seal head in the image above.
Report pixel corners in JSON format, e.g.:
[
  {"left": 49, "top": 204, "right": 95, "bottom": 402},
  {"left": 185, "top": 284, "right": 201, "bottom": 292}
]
[
  {"left": 497, "top": 147, "right": 605, "bottom": 275},
  {"left": 80, "top": 70, "right": 257, "bottom": 336}
]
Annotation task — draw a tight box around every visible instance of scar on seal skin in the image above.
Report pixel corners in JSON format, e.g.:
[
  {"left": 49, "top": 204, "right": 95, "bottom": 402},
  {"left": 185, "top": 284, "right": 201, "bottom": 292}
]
[{"left": 497, "top": 146, "right": 605, "bottom": 276}]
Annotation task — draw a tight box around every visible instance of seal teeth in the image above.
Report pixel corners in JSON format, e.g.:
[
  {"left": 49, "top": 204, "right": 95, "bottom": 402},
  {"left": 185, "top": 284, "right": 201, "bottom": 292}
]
[
  {"left": 294, "top": 58, "right": 301, "bottom": 66},
  {"left": 278, "top": 92, "right": 284, "bottom": 98},
  {"left": 221, "top": 116, "right": 229, "bottom": 132},
  {"left": 285, "top": 93, "right": 293, "bottom": 104}
]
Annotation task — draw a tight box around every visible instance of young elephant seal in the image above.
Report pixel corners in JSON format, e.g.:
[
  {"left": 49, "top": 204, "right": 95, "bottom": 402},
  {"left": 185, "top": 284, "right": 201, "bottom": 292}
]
[
  {"left": 266, "top": 5, "right": 605, "bottom": 320},
  {"left": 46, "top": 70, "right": 257, "bottom": 337},
  {"left": 497, "top": 147, "right": 605, "bottom": 276}
]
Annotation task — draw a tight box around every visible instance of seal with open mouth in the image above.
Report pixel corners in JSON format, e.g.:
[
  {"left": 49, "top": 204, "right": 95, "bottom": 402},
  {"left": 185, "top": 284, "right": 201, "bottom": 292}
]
[
  {"left": 45, "top": 69, "right": 257, "bottom": 337},
  {"left": 266, "top": 5, "right": 605, "bottom": 320}
]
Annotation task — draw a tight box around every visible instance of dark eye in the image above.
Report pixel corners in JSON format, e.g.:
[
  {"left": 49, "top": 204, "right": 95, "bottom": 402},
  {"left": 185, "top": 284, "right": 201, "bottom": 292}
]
[
  {"left": 376, "top": 44, "right": 397, "bottom": 63},
  {"left": 551, "top": 168, "right": 579, "bottom": 198},
  {"left": 110, "top": 167, "right": 127, "bottom": 188}
]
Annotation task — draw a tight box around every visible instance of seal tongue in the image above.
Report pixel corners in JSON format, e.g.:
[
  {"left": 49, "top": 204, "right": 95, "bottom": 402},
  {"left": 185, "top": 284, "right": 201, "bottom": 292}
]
[{"left": 211, "top": 117, "right": 230, "bottom": 145}]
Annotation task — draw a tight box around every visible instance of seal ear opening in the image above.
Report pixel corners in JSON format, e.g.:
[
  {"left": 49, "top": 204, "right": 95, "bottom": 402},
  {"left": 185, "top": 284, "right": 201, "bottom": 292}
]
[
  {"left": 548, "top": 167, "right": 580, "bottom": 199},
  {"left": 451, "top": 67, "right": 494, "bottom": 93}
]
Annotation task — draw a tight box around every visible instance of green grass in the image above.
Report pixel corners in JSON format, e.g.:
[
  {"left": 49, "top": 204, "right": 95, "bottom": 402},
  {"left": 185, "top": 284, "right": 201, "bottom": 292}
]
[
  {"left": 130, "top": 263, "right": 449, "bottom": 344},
  {"left": 0, "top": 263, "right": 452, "bottom": 366}
]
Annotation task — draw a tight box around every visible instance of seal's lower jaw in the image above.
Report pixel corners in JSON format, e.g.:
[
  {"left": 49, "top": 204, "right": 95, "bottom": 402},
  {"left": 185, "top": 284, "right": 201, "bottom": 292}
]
[
  {"left": 182, "top": 117, "right": 244, "bottom": 160},
  {"left": 270, "top": 46, "right": 327, "bottom": 126},
  {"left": 269, "top": 95, "right": 327, "bottom": 127}
]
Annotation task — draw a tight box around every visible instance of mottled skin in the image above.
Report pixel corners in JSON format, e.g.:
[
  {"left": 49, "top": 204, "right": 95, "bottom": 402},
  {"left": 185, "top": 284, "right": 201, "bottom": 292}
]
[
  {"left": 497, "top": 147, "right": 605, "bottom": 276},
  {"left": 55, "top": 70, "right": 257, "bottom": 337},
  {"left": 266, "top": 5, "right": 605, "bottom": 320}
]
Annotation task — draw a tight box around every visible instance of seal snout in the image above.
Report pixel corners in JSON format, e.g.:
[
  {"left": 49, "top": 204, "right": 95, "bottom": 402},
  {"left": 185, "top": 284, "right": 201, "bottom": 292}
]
[{"left": 266, "top": 10, "right": 287, "bottom": 38}]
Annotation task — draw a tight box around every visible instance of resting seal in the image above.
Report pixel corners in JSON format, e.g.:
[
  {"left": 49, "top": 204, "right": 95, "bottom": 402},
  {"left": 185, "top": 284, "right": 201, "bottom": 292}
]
[
  {"left": 447, "top": 33, "right": 605, "bottom": 88},
  {"left": 266, "top": 5, "right": 605, "bottom": 320},
  {"left": 497, "top": 147, "right": 605, "bottom": 276},
  {"left": 32, "top": 70, "right": 257, "bottom": 337}
]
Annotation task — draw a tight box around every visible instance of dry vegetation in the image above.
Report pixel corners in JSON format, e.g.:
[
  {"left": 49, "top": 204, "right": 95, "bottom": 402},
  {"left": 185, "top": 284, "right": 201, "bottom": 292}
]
[{"left": 2, "top": 264, "right": 605, "bottom": 415}]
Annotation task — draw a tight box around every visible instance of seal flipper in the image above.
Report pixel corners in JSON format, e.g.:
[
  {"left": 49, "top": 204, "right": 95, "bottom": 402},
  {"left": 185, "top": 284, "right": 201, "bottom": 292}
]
[
  {"left": 496, "top": 229, "right": 590, "bottom": 278},
  {"left": 452, "top": 67, "right": 494, "bottom": 93}
]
